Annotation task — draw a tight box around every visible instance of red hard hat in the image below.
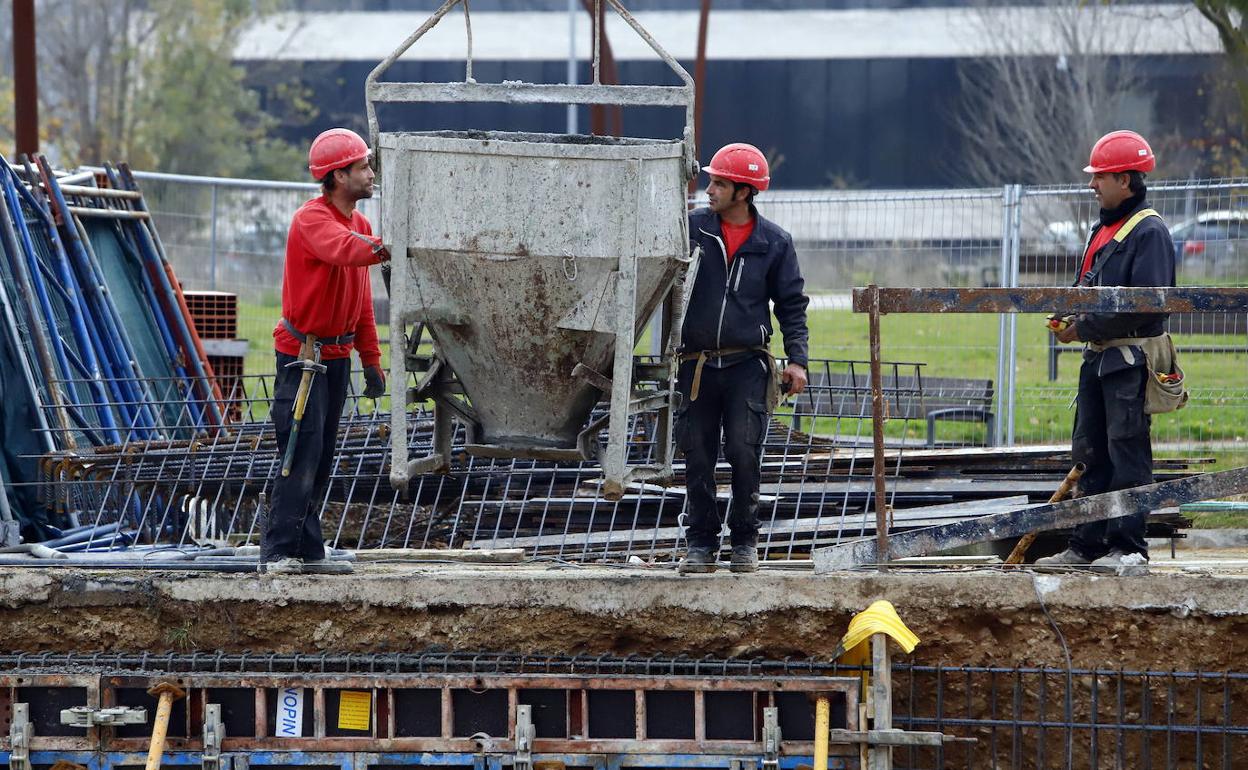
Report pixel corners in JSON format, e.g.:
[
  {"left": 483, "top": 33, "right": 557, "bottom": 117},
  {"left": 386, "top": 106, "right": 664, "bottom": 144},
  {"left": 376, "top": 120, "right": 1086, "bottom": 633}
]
[
  {"left": 308, "top": 128, "right": 371, "bottom": 179},
  {"left": 1083, "top": 130, "right": 1155, "bottom": 174},
  {"left": 703, "top": 143, "right": 770, "bottom": 191}
]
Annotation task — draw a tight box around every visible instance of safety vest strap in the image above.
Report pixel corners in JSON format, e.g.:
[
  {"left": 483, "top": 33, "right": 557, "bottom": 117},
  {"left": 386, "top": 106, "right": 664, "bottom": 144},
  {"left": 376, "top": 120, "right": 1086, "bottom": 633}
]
[{"left": 1113, "top": 207, "right": 1160, "bottom": 243}]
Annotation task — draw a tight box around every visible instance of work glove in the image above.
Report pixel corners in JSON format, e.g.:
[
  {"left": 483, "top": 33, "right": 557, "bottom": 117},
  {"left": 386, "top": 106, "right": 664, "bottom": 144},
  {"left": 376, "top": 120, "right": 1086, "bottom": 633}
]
[{"left": 363, "top": 365, "right": 386, "bottom": 399}]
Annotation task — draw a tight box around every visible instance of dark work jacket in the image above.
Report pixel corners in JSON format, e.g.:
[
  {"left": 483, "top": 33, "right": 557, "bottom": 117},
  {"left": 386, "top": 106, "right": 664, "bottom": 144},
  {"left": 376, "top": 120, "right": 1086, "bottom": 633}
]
[
  {"left": 1075, "top": 197, "right": 1176, "bottom": 343},
  {"left": 683, "top": 205, "right": 810, "bottom": 369}
]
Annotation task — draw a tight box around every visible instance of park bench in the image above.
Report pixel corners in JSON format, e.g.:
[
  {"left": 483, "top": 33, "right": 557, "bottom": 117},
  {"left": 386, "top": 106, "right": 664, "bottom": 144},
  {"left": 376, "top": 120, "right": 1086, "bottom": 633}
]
[
  {"left": 1047, "top": 311, "right": 1248, "bottom": 380},
  {"left": 789, "top": 364, "right": 996, "bottom": 447}
]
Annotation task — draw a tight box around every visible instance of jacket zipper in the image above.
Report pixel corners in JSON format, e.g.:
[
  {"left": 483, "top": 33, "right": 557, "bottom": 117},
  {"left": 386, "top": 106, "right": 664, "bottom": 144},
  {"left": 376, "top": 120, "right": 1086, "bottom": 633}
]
[
  {"left": 701, "top": 227, "right": 732, "bottom": 357},
  {"left": 733, "top": 256, "right": 746, "bottom": 292},
  {"left": 759, "top": 324, "right": 767, "bottom": 346}
]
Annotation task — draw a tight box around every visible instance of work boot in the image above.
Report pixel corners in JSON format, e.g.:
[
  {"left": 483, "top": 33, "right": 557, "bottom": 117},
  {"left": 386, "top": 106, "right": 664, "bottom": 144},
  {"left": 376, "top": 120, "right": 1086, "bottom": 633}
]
[
  {"left": 1033, "top": 548, "right": 1092, "bottom": 567},
  {"left": 729, "top": 545, "right": 759, "bottom": 574},
  {"left": 1090, "top": 549, "right": 1149, "bottom": 576},
  {"left": 302, "top": 557, "right": 354, "bottom": 575},
  {"left": 678, "top": 547, "right": 717, "bottom": 574},
  {"left": 263, "top": 557, "right": 303, "bottom": 575}
]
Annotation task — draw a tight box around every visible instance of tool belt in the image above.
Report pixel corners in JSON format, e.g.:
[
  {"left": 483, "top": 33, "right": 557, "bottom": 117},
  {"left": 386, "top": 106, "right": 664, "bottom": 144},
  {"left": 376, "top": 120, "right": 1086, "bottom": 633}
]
[
  {"left": 1088, "top": 333, "right": 1189, "bottom": 414},
  {"left": 282, "top": 317, "right": 354, "bottom": 346},
  {"left": 680, "top": 345, "right": 782, "bottom": 413}
]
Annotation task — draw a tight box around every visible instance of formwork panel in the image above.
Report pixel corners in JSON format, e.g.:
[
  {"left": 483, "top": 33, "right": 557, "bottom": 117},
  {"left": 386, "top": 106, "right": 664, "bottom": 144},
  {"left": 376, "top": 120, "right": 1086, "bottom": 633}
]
[{"left": 0, "top": 668, "right": 858, "bottom": 759}]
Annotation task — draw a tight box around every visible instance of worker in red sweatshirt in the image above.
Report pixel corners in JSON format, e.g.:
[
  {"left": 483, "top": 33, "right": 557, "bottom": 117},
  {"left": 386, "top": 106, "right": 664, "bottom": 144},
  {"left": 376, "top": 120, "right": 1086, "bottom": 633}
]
[{"left": 263, "top": 128, "right": 390, "bottom": 575}]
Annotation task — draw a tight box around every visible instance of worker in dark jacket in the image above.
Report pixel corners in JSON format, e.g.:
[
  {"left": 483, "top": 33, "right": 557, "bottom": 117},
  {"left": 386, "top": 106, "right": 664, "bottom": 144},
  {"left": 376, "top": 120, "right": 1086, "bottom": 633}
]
[
  {"left": 264, "top": 128, "right": 390, "bottom": 575},
  {"left": 677, "top": 143, "right": 810, "bottom": 574},
  {"left": 1037, "top": 130, "right": 1175, "bottom": 572}
]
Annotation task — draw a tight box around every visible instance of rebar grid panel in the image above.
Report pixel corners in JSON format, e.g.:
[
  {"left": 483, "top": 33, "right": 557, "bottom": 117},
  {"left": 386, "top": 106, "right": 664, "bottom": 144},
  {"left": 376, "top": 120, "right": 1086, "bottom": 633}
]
[
  {"left": 0, "top": 651, "right": 850, "bottom": 676},
  {"left": 893, "top": 664, "right": 1248, "bottom": 770},
  {"left": 0, "top": 653, "right": 860, "bottom": 758},
  {"left": 22, "top": 357, "right": 1096, "bottom": 562},
  {"left": 23, "top": 355, "right": 1199, "bottom": 563}
]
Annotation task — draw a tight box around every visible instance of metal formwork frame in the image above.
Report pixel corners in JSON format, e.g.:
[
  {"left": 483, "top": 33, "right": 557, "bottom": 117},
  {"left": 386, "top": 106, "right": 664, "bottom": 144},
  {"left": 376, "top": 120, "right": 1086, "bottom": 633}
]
[{"left": 0, "top": 669, "right": 860, "bottom": 766}]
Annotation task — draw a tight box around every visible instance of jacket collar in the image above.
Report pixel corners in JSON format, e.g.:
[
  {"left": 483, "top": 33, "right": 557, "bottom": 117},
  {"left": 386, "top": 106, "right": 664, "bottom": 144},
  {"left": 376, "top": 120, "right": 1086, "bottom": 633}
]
[
  {"left": 700, "top": 203, "right": 770, "bottom": 254},
  {"left": 1097, "top": 191, "right": 1147, "bottom": 227}
]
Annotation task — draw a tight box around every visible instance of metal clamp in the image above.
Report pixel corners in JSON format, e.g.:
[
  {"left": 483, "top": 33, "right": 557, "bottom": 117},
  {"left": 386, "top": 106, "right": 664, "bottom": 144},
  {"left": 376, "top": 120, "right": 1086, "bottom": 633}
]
[
  {"left": 514, "top": 704, "right": 535, "bottom": 770},
  {"left": 60, "top": 705, "right": 148, "bottom": 727},
  {"left": 203, "top": 704, "right": 224, "bottom": 770},
  {"left": 761, "top": 706, "right": 781, "bottom": 770},
  {"left": 10, "top": 703, "right": 31, "bottom": 770}
]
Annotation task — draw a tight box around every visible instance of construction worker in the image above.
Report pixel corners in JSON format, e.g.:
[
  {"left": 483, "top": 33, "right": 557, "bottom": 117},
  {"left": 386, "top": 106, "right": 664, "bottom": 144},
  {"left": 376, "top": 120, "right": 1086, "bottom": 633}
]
[
  {"left": 676, "top": 143, "right": 810, "bottom": 574},
  {"left": 263, "top": 128, "right": 390, "bottom": 575},
  {"left": 1036, "top": 130, "right": 1176, "bottom": 572}
]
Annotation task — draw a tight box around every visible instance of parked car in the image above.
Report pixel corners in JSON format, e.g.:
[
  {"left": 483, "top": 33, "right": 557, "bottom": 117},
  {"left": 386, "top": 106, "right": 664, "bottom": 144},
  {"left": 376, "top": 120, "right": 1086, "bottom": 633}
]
[{"left": 1169, "top": 210, "right": 1248, "bottom": 279}]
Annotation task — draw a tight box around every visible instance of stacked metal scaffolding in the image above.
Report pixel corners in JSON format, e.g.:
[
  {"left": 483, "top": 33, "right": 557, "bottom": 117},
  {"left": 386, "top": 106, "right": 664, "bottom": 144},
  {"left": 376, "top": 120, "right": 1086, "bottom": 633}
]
[{"left": 0, "top": 158, "right": 223, "bottom": 545}]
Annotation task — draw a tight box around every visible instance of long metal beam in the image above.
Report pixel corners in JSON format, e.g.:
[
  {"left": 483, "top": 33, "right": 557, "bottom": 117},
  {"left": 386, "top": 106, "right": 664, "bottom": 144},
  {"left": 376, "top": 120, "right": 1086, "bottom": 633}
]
[
  {"left": 13, "top": 0, "right": 38, "bottom": 155},
  {"left": 852, "top": 286, "right": 1248, "bottom": 315},
  {"left": 813, "top": 465, "right": 1248, "bottom": 571},
  {"left": 368, "top": 81, "right": 690, "bottom": 107}
]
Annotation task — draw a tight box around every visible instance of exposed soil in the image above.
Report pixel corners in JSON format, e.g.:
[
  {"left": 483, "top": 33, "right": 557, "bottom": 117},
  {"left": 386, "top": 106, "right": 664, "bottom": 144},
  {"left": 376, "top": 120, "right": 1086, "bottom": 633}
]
[{"left": 2, "top": 575, "right": 1244, "bottom": 674}]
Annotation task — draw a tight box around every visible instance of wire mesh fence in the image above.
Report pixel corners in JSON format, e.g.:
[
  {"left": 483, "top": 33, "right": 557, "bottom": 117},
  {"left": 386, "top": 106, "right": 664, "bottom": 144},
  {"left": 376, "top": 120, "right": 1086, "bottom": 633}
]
[{"left": 124, "top": 171, "right": 1248, "bottom": 461}]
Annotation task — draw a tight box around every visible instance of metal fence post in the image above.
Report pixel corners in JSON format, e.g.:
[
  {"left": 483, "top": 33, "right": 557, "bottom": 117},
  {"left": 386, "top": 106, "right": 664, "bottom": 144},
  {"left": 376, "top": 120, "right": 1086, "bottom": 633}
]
[
  {"left": 993, "top": 185, "right": 1014, "bottom": 447},
  {"left": 209, "top": 183, "right": 218, "bottom": 290},
  {"left": 1005, "top": 184, "right": 1023, "bottom": 446}
]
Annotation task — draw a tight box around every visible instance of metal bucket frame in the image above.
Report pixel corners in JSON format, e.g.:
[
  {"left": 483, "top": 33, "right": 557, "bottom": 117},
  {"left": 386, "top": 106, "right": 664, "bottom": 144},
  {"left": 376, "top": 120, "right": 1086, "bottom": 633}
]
[{"left": 370, "top": 0, "right": 700, "bottom": 497}]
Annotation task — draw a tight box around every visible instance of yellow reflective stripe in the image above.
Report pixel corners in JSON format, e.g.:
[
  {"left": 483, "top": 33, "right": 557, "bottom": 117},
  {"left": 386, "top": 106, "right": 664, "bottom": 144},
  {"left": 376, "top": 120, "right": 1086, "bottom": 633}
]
[{"left": 1113, "top": 207, "right": 1160, "bottom": 242}]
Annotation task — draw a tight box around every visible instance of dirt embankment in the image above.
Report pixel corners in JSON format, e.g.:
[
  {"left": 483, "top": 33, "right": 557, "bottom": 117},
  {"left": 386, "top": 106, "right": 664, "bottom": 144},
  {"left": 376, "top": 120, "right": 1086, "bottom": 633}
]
[{"left": 2, "top": 569, "right": 1244, "bottom": 672}]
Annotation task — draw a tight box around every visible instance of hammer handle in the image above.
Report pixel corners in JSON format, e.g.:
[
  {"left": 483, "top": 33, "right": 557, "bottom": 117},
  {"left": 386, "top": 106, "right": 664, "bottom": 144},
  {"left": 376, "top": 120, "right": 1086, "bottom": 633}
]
[
  {"left": 280, "top": 335, "right": 319, "bottom": 478},
  {"left": 145, "top": 692, "right": 175, "bottom": 770}
]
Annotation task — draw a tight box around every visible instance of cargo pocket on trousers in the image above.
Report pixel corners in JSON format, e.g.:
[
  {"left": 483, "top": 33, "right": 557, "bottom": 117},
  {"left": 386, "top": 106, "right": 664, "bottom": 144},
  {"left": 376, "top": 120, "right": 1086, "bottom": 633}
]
[
  {"left": 1106, "top": 369, "right": 1148, "bottom": 441},
  {"left": 745, "top": 400, "right": 768, "bottom": 447}
]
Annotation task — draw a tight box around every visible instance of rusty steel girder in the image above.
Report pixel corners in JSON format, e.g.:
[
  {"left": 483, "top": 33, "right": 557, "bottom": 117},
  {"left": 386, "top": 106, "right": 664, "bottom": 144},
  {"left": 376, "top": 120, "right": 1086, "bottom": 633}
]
[{"left": 852, "top": 286, "right": 1248, "bottom": 315}]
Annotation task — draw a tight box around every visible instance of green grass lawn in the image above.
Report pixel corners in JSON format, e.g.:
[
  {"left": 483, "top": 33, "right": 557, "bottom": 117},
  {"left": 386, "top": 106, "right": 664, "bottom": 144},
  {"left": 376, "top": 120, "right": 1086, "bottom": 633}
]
[{"left": 229, "top": 297, "right": 1248, "bottom": 466}]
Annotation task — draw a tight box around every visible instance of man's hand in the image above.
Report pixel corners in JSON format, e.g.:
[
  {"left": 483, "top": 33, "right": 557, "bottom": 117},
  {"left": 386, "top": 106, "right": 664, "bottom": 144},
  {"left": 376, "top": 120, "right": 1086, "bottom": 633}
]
[
  {"left": 781, "top": 363, "right": 808, "bottom": 396},
  {"left": 1056, "top": 322, "right": 1081, "bottom": 344},
  {"left": 376, "top": 244, "right": 391, "bottom": 262},
  {"left": 363, "top": 365, "right": 386, "bottom": 399}
]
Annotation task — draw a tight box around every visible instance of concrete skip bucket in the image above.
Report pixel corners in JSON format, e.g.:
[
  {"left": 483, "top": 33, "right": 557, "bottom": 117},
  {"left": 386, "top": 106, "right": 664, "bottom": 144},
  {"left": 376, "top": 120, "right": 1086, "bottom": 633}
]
[{"left": 369, "top": 0, "right": 699, "bottom": 497}]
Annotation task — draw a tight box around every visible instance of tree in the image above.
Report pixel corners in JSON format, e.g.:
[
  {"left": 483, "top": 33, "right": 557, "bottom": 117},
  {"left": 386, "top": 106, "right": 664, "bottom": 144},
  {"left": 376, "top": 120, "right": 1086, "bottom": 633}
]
[
  {"left": 33, "top": 0, "right": 309, "bottom": 178},
  {"left": 1193, "top": 1, "right": 1248, "bottom": 122},
  {"left": 1191, "top": 1, "right": 1248, "bottom": 177},
  {"left": 950, "top": 1, "right": 1157, "bottom": 186}
]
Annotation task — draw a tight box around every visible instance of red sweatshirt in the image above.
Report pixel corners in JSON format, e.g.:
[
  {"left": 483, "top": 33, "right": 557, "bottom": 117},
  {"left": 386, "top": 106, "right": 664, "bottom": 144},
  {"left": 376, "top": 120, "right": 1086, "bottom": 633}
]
[{"left": 273, "top": 196, "right": 384, "bottom": 367}]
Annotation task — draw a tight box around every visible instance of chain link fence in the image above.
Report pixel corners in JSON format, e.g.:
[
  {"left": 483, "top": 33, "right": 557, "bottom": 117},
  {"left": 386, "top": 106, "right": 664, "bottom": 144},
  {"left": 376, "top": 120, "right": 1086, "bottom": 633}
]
[{"left": 122, "top": 170, "right": 1248, "bottom": 462}]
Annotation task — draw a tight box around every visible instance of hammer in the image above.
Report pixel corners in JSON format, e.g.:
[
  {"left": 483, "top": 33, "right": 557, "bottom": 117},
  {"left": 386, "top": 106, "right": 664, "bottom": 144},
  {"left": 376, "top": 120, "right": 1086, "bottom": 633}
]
[
  {"left": 145, "top": 682, "right": 186, "bottom": 770},
  {"left": 280, "top": 334, "right": 326, "bottom": 477}
]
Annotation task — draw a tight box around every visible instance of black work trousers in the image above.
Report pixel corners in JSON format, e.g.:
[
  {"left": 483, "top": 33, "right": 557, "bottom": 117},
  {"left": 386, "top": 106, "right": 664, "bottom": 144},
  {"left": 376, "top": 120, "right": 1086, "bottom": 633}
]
[
  {"left": 1069, "top": 354, "right": 1152, "bottom": 559},
  {"left": 675, "top": 357, "right": 770, "bottom": 550},
  {"left": 263, "top": 351, "right": 350, "bottom": 562}
]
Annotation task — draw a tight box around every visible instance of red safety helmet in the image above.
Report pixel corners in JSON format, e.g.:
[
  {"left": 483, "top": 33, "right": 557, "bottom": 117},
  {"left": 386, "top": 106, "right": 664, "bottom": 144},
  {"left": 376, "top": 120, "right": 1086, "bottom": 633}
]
[
  {"left": 308, "top": 128, "right": 371, "bottom": 179},
  {"left": 703, "top": 143, "right": 770, "bottom": 191},
  {"left": 1083, "top": 130, "right": 1155, "bottom": 174}
]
